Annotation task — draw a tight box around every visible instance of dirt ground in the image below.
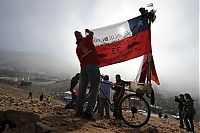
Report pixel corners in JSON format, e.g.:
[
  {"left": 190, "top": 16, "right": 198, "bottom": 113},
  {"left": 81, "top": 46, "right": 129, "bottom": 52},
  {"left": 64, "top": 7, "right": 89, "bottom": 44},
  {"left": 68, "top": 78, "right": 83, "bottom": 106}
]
[{"left": 0, "top": 83, "right": 199, "bottom": 133}]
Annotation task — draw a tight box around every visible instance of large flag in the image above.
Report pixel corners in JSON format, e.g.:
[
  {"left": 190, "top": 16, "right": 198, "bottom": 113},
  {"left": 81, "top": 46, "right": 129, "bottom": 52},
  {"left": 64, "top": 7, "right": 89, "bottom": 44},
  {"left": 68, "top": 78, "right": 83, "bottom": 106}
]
[
  {"left": 92, "top": 15, "right": 152, "bottom": 67},
  {"left": 138, "top": 54, "right": 160, "bottom": 85}
]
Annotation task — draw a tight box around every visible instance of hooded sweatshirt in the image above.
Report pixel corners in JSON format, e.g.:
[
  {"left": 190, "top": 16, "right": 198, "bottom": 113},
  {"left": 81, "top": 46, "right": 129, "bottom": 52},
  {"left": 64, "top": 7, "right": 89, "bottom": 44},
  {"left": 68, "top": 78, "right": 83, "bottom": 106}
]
[{"left": 75, "top": 33, "right": 99, "bottom": 67}]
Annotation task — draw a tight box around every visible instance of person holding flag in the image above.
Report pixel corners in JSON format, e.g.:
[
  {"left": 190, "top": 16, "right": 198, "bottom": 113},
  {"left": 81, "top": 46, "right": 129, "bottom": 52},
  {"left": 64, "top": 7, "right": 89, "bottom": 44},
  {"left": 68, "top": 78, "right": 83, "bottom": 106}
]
[{"left": 74, "top": 29, "right": 100, "bottom": 121}]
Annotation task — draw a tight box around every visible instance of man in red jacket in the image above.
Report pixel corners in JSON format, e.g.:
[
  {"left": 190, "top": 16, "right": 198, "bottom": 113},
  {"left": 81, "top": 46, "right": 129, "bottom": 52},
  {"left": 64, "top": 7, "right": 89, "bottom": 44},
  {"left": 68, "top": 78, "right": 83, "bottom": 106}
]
[{"left": 74, "top": 29, "right": 100, "bottom": 120}]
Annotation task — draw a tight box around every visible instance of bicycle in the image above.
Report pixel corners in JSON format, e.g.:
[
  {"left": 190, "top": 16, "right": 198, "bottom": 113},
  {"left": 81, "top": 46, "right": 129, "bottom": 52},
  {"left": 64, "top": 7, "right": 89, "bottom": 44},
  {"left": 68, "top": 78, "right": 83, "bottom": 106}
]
[{"left": 93, "top": 81, "right": 151, "bottom": 128}]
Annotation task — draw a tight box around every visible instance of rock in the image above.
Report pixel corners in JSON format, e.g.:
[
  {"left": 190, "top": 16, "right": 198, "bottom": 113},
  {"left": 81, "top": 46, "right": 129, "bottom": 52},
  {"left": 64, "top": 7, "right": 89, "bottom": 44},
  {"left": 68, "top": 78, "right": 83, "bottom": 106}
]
[{"left": 0, "top": 110, "right": 40, "bottom": 133}]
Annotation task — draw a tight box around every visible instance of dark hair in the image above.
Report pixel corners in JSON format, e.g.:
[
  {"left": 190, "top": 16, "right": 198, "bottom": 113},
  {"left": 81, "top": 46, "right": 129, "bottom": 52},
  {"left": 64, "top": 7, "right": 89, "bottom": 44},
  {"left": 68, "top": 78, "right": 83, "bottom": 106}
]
[
  {"left": 116, "top": 74, "right": 121, "bottom": 77},
  {"left": 75, "top": 73, "right": 80, "bottom": 79},
  {"left": 103, "top": 75, "right": 109, "bottom": 80},
  {"left": 179, "top": 94, "right": 184, "bottom": 97},
  {"left": 184, "top": 93, "right": 192, "bottom": 99},
  {"left": 74, "top": 31, "right": 83, "bottom": 44}
]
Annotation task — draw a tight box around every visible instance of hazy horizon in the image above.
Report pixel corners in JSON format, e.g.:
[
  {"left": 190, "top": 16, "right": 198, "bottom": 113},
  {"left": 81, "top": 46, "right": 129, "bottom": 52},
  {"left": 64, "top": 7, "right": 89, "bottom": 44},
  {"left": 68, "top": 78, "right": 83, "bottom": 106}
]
[{"left": 0, "top": 0, "right": 199, "bottom": 97}]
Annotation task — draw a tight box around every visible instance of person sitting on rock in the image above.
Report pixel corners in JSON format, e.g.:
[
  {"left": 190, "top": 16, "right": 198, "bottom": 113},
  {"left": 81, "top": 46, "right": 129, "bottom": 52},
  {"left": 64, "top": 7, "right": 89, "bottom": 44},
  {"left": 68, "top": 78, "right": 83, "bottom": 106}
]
[{"left": 65, "top": 73, "right": 80, "bottom": 109}]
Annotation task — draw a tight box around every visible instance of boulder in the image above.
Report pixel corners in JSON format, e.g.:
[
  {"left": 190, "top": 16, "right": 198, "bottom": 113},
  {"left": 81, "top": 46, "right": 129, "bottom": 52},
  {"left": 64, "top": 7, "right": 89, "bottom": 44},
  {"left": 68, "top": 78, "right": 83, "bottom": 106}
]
[{"left": 0, "top": 110, "right": 40, "bottom": 133}]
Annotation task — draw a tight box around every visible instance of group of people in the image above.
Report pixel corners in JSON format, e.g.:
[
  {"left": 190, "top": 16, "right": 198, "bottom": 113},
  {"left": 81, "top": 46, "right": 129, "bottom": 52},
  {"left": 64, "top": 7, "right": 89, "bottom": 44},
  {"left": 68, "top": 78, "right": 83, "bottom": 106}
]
[
  {"left": 99, "top": 74, "right": 130, "bottom": 119},
  {"left": 175, "top": 93, "right": 196, "bottom": 132},
  {"left": 27, "top": 91, "right": 52, "bottom": 104},
  {"left": 66, "top": 72, "right": 130, "bottom": 120},
  {"left": 70, "top": 28, "right": 198, "bottom": 131},
  {"left": 65, "top": 29, "right": 131, "bottom": 121}
]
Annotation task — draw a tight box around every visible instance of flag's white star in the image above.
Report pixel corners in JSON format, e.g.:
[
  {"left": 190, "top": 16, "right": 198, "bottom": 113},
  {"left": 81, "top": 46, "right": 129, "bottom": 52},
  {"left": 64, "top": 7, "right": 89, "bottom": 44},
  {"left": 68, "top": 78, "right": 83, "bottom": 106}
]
[{"left": 138, "top": 20, "right": 143, "bottom": 26}]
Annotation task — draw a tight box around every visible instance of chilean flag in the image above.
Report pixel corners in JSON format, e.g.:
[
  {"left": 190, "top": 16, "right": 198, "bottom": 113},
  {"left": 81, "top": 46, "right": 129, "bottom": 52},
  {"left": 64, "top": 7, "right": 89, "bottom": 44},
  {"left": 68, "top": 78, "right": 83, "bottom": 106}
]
[{"left": 92, "top": 15, "right": 152, "bottom": 67}]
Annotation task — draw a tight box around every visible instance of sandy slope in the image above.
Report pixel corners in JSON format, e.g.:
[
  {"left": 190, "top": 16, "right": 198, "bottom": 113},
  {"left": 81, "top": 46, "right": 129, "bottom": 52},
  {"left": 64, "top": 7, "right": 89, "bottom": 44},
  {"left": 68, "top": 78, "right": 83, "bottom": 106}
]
[{"left": 0, "top": 83, "right": 199, "bottom": 133}]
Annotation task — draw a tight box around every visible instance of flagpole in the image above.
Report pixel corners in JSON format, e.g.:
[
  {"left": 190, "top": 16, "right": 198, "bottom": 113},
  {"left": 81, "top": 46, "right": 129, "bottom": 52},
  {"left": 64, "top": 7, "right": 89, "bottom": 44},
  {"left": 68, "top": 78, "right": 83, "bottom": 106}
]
[
  {"left": 147, "top": 17, "right": 155, "bottom": 105},
  {"left": 147, "top": 19, "right": 152, "bottom": 84}
]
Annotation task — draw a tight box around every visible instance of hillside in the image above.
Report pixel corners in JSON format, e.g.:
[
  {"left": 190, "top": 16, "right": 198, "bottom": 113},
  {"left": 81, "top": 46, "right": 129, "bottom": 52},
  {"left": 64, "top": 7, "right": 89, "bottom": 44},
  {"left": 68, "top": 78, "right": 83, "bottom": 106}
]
[{"left": 0, "top": 82, "right": 200, "bottom": 133}]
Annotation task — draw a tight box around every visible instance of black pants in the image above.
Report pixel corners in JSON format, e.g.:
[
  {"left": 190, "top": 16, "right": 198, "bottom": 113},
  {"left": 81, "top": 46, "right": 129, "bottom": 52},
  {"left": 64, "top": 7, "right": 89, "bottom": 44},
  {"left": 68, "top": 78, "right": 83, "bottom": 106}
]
[
  {"left": 113, "top": 95, "right": 123, "bottom": 119},
  {"left": 179, "top": 109, "right": 185, "bottom": 127},
  {"left": 184, "top": 112, "right": 195, "bottom": 132}
]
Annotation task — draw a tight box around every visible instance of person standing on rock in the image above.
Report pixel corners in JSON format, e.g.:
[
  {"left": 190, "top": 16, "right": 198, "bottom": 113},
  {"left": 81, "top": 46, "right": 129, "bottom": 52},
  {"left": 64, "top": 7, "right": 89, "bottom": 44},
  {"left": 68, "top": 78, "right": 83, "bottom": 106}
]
[
  {"left": 39, "top": 93, "right": 44, "bottom": 101},
  {"left": 28, "top": 91, "right": 32, "bottom": 99},
  {"left": 74, "top": 29, "right": 100, "bottom": 120},
  {"left": 184, "top": 93, "right": 196, "bottom": 133},
  {"left": 46, "top": 95, "right": 52, "bottom": 104},
  {"left": 175, "top": 94, "right": 186, "bottom": 128},
  {"left": 99, "top": 75, "right": 112, "bottom": 118}
]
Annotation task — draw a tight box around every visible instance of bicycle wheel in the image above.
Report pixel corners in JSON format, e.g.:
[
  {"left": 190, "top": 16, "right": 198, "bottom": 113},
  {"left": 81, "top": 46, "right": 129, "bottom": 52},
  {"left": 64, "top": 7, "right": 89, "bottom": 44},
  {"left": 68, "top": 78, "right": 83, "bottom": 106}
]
[{"left": 120, "top": 94, "right": 151, "bottom": 128}]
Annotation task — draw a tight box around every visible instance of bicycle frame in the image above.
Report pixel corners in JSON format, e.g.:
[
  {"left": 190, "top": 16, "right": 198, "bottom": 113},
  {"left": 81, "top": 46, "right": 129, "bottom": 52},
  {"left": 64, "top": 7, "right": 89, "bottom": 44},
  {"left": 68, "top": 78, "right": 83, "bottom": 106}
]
[{"left": 97, "top": 82, "right": 134, "bottom": 112}]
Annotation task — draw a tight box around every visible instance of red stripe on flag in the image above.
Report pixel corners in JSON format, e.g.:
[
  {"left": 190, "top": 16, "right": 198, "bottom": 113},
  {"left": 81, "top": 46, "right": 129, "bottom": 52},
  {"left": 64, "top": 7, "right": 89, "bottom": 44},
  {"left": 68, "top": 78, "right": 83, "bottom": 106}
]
[
  {"left": 96, "top": 30, "right": 152, "bottom": 67},
  {"left": 151, "top": 58, "right": 160, "bottom": 85},
  {"left": 138, "top": 54, "right": 160, "bottom": 85}
]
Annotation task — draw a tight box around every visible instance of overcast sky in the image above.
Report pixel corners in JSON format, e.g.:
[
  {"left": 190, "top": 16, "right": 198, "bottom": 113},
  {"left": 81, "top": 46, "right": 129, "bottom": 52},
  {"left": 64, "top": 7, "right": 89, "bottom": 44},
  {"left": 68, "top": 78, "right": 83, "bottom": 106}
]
[{"left": 0, "top": 0, "right": 199, "bottom": 96}]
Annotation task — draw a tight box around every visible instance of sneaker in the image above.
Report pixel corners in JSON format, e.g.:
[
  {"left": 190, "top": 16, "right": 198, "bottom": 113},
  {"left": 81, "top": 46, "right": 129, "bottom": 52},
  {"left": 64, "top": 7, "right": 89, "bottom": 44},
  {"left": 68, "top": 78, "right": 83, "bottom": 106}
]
[{"left": 82, "top": 112, "right": 96, "bottom": 121}]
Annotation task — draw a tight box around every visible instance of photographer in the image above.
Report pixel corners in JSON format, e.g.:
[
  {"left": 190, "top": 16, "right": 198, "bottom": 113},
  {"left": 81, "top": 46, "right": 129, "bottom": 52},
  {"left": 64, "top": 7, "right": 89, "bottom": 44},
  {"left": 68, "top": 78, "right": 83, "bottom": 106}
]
[
  {"left": 184, "top": 93, "right": 196, "bottom": 132},
  {"left": 175, "top": 94, "right": 186, "bottom": 128}
]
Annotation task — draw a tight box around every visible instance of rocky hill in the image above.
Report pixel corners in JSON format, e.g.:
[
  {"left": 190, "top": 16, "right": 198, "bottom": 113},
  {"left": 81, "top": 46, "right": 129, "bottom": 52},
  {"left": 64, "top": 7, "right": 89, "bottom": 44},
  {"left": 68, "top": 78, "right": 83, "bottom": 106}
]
[{"left": 0, "top": 83, "right": 199, "bottom": 133}]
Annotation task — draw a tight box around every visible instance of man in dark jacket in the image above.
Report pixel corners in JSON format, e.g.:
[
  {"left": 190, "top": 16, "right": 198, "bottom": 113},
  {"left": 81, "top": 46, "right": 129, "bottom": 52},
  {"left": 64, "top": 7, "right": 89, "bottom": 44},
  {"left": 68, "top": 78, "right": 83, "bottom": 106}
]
[
  {"left": 175, "top": 94, "right": 186, "bottom": 128},
  {"left": 112, "top": 74, "right": 130, "bottom": 119},
  {"left": 184, "top": 93, "right": 196, "bottom": 132}
]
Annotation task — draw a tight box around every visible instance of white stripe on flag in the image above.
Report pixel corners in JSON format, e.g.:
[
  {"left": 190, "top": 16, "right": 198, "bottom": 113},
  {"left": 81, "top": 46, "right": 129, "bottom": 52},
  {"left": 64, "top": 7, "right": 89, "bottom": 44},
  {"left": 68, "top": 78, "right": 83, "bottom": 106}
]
[{"left": 92, "top": 21, "right": 132, "bottom": 46}]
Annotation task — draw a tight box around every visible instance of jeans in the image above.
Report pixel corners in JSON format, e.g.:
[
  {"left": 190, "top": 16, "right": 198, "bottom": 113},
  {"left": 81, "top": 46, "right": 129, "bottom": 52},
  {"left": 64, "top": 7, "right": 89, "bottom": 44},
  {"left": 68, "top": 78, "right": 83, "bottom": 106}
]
[
  {"left": 99, "top": 98, "right": 110, "bottom": 117},
  {"left": 76, "top": 64, "right": 100, "bottom": 115}
]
